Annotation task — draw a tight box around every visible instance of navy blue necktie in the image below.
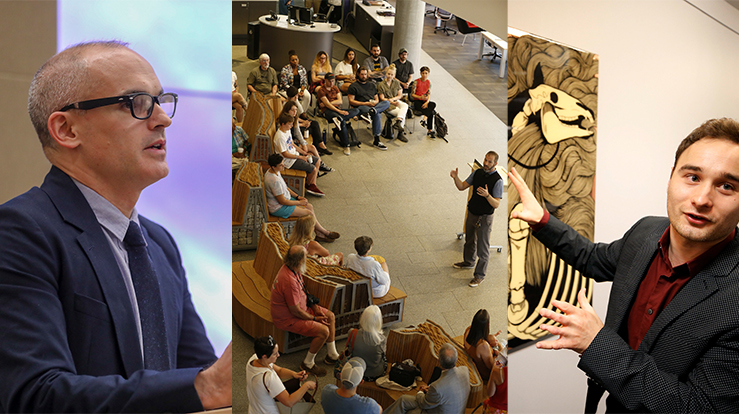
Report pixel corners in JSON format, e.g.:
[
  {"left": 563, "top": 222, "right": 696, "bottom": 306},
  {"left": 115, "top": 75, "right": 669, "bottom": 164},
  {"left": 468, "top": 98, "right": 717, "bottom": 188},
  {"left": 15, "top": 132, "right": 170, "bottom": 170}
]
[{"left": 124, "top": 221, "right": 169, "bottom": 371}]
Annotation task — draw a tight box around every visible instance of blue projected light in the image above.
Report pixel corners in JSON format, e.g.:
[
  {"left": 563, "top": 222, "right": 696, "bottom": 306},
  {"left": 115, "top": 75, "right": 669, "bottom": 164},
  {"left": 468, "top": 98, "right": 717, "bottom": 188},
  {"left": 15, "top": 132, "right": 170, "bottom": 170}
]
[{"left": 59, "top": 0, "right": 231, "bottom": 354}]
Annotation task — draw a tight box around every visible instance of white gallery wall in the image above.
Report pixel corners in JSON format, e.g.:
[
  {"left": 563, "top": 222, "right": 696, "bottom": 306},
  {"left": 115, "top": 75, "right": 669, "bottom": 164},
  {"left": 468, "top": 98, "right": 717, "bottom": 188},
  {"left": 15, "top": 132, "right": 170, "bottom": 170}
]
[{"left": 507, "top": 0, "right": 739, "bottom": 412}]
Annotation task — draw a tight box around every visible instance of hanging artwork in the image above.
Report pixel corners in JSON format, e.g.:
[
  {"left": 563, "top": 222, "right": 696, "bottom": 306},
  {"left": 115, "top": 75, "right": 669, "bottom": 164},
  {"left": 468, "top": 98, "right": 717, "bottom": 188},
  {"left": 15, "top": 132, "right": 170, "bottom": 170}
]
[{"left": 506, "top": 33, "right": 598, "bottom": 350}]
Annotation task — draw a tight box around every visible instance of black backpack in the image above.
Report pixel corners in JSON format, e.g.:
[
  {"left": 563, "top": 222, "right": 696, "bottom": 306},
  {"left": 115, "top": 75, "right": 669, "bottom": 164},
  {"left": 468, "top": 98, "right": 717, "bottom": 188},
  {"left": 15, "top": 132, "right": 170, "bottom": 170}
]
[{"left": 434, "top": 111, "right": 448, "bottom": 141}]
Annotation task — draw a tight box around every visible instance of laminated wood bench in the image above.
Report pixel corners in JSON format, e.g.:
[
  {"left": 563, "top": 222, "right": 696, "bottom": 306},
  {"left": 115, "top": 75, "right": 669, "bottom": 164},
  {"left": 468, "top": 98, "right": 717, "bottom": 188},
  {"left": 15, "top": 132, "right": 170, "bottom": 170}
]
[{"left": 233, "top": 222, "right": 407, "bottom": 353}]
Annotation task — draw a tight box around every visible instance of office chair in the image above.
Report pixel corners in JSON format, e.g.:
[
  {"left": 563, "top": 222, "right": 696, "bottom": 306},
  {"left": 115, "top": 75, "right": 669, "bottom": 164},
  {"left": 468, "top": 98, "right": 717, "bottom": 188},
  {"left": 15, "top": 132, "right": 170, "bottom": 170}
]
[
  {"left": 433, "top": 8, "right": 457, "bottom": 36},
  {"left": 455, "top": 16, "right": 482, "bottom": 45}
]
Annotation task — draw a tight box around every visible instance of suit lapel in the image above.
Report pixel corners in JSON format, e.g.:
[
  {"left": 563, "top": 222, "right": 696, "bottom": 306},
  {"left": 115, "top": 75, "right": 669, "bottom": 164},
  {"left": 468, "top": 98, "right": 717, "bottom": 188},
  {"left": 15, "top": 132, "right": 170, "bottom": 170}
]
[{"left": 42, "top": 167, "right": 144, "bottom": 376}]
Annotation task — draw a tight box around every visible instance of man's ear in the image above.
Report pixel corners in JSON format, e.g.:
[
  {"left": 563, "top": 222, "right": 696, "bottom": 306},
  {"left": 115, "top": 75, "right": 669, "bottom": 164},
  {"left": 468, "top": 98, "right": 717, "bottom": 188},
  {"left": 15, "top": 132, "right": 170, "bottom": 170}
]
[{"left": 47, "top": 111, "right": 81, "bottom": 149}]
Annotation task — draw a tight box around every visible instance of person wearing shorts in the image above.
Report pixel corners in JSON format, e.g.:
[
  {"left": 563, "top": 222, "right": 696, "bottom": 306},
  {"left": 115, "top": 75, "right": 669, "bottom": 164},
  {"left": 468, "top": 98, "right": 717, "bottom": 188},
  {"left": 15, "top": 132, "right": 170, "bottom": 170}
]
[
  {"left": 270, "top": 245, "right": 341, "bottom": 377},
  {"left": 274, "top": 113, "right": 325, "bottom": 196}
]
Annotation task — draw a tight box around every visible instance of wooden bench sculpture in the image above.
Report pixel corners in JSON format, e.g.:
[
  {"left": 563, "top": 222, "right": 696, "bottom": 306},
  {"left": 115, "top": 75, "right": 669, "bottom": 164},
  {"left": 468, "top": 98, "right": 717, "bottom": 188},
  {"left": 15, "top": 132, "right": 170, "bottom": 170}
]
[
  {"left": 233, "top": 222, "right": 407, "bottom": 353},
  {"left": 242, "top": 91, "right": 282, "bottom": 147},
  {"left": 355, "top": 320, "right": 484, "bottom": 411}
]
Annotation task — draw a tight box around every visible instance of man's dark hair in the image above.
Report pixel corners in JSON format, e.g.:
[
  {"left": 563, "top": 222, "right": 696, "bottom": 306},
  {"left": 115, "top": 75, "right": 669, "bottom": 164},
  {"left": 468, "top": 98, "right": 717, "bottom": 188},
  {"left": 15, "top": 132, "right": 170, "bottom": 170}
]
[
  {"left": 673, "top": 118, "right": 739, "bottom": 169},
  {"left": 486, "top": 151, "right": 499, "bottom": 164},
  {"left": 354, "top": 236, "right": 373, "bottom": 256},
  {"left": 268, "top": 153, "right": 284, "bottom": 167},
  {"left": 356, "top": 66, "right": 368, "bottom": 76},
  {"left": 277, "top": 113, "right": 293, "bottom": 126},
  {"left": 254, "top": 336, "right": 276, "bottom": 360},
  {"left": 284, "top": 245, "right": 306, "bottom": 271},
  {"left": 371, "top": 44, "right": 380, "bottom": 50},
  {"left": 438, "top": 343, "right": 457, "bottom": 370},
  {"left": 286, "top": 85, "right": 299, "bottom": 99}
]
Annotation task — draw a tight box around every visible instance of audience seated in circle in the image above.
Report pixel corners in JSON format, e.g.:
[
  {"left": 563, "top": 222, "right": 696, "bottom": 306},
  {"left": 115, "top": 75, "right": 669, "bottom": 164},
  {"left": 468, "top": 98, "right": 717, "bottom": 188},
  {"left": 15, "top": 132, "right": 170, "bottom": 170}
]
[
  {"left": 348, "top": 67, "right": 390, "bottom": 150},
  {"left": 288, "top": 214, "right": 343, "bottom": 261},
  {"left": 315, "top": 73, "right": 360, "bottom": 155},
  {"left": 410, "top": 66, "right": 437, "bottom": 138},
  {"left": 464, "top": 309, "right": 505, "bottom": 398},
  {"left": 377, "top": 64, "right": 409, "bottom": 142},
  {"left": 246, "top": 335, "right": 317, "bottom": 413},
  {"left": 344, "top": 236, "right": 390, "bottom": 298},
  {"left": 321, "top": 357, "right": 382, "bottom": 414},
  {"left": 263, "top": 153, "right": 339, "bottom": 243},
  {"left": 279, "top": 50, "right": 311, "bottom": 111},
  {"left": 247, "top": 53, "right": 279, "bottom": 97},
  {"left": 274, "top": 113, "right": 325, "bottom": 196},
  {"left": 270, "top": 245, "right": 340, "bottom": 377},
  {"left": 349, "top": 305, "right": 388, "bottom": 381},
  {"left": 334, "top": 47, "right": 359, "bottom": 94},
  {"left": 383, "top": 343, "right": 471, "bottom": 414}
]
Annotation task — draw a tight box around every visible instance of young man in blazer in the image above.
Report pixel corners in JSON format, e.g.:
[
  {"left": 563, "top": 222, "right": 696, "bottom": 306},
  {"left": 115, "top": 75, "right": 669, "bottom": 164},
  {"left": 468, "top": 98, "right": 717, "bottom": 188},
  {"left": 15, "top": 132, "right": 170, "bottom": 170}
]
[{"left": 510, "top": 118, "right": 739, "bottom": 413}]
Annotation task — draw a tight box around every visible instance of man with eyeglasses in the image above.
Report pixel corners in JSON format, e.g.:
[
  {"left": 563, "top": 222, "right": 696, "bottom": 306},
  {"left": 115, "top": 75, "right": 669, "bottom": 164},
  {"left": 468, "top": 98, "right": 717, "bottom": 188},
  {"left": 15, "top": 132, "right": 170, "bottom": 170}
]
[{"left": 0, "top": 41, "right": 231, "bottom": 412}]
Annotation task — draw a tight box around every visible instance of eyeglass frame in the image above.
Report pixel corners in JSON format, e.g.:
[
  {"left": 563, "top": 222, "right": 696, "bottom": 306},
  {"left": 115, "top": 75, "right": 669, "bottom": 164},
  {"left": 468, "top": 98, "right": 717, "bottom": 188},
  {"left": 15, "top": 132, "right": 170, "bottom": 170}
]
[{"left": 58, "top": 92, "right": 178, "bottom": 120}]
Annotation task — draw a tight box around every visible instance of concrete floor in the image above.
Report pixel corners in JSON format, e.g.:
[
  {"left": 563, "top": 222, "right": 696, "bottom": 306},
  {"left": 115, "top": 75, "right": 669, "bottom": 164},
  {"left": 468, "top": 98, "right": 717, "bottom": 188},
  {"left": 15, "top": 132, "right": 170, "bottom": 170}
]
[{"left": 232, "top": 22, "right": 508, "bottom": 414}]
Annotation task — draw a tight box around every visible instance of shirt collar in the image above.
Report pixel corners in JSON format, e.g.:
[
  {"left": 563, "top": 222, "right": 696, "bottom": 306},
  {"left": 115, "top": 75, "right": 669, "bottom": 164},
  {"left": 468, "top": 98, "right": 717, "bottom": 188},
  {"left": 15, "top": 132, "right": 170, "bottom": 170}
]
[
  {"left": 72, "top": 179, "right": 139, "bottom": 243},
  {"left": 658, "top": 227, "right": 736, "bottom": 277}
]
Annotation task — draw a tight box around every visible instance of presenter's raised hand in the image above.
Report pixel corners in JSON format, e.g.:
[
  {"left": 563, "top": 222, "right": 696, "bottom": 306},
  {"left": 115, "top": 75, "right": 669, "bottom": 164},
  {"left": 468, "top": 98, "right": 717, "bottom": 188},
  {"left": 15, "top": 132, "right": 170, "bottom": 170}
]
[
  {"left": 508, "top": 167, "right": 545, "bottom": 224},
  {"left": 194, "top": 341, "right": 233, "bottom": 409},
  {"left": 536, "top": 289, "right": 603, "bottom": 355}
]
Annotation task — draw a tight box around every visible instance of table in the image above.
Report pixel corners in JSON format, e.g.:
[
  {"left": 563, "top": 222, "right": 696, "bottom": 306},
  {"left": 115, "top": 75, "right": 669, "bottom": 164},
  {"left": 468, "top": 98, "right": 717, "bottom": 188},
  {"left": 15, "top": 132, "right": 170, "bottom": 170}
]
[
  {"left": 258, "top": 15, "right": 340, "bottom": 69},
  {"left": 352, "top": 0, "right": 395, "bottom": 57},
  {"left": 478, "top": 31, "right": 508, "bottom": 78}
]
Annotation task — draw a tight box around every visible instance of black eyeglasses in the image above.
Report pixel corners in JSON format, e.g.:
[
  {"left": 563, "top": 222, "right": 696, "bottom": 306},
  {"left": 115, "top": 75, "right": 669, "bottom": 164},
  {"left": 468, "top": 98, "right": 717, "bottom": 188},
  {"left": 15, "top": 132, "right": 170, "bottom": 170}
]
[{"left": 59, "top": 92, "right": 178, "bottom": 120}]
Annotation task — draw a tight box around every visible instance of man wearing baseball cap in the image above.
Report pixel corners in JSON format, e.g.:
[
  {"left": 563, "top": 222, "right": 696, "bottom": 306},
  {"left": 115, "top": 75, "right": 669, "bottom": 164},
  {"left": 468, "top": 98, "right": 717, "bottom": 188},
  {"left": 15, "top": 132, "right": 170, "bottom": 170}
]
[
  {"left": 392, "top": 47, "right": 414, "bottom": 93},
  {"left": 320, "top": 357, "right": 382, "bottom": 414}
]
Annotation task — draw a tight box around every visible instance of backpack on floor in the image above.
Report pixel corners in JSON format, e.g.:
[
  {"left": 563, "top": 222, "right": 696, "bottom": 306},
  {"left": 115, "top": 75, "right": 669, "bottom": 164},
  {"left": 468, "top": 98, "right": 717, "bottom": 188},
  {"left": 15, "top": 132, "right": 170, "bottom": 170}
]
[{"left": 434, "top": 111, "right": 448, "bottom": 140}]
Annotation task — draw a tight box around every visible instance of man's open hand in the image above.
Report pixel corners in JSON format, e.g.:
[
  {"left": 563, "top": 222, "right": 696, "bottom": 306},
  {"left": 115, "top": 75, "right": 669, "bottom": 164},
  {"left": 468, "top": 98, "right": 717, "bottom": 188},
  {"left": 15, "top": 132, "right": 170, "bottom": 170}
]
[{"left": 536, "top": 289, "right": 603, "bottom": 354}]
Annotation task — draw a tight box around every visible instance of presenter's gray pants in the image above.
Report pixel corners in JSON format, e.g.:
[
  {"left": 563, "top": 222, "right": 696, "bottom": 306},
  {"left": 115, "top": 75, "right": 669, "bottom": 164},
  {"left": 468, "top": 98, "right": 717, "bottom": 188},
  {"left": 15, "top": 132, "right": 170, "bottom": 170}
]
[{"left": 464, "top": 211, "right": 493, "bottom": 279}]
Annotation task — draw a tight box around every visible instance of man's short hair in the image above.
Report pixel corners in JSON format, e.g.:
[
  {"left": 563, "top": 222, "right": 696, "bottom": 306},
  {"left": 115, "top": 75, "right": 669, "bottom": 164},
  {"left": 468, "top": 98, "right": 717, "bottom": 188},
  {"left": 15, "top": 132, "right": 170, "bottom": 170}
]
[
  {"left": 438, "top": 343, "right": 458, "bottom": 370},
  {"left": 254, "top": 336, "right": 276, "bottom": 360},
  {"left": 259, "top": 53, "right": 270, "bottom": 62},
  {"left": 286, "top": 85, "right": 299, "bottom": 99},
  {"left": 371, "top": 44, "right": 380, "bottom": 50},
  {"left": 268, "top": 153, "right": 284, "bottom": 167},
  {"left": 357, "top": 66, "right": 368, "bottom": 76},
  {"left": 354, "top": 236, "right": 373, "bottom": 256},
  {"left": 486, "top": 151, "right": 499, "bottom": 164},
  {"left": 28, "top": 40, "right": 130, "bottom": 149},
  {"left": 673, "top": 118, "right": 739, "bottom": 169},
  {"left": 341, "top": 357, "right": 366, "bottom": 390},
  {"left": 284, "top": 245, "right": 306, "bottom": 271},
  {"left": 277, "top": 113, "right": 294, "bottom": 126}
]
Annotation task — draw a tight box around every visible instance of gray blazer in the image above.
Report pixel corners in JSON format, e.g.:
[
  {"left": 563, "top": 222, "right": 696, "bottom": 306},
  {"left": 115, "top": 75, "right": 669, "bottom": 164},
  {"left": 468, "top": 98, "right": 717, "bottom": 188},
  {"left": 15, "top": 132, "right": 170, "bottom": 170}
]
[
  {"left": 415, "top": 366, "right": 470, "bottom": 414},
  {"left": 535, "top": 215, "right": 739, "bottom": 413}
]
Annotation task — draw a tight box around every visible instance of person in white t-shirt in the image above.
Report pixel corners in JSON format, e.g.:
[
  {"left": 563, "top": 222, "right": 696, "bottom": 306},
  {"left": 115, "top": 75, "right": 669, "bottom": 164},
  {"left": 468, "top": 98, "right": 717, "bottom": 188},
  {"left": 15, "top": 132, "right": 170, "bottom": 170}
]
[
  {"left": 246, "top": 335, "right": 316, "bottom": 414},
  {"left": 274, "top": 113, "right": 325, "bottom": 197},
  {"left": 344, "top": 236, "right": 390, "bottom": 298},
  {"left": 334, "top": 47, "right": 358, "bottom": 94}
]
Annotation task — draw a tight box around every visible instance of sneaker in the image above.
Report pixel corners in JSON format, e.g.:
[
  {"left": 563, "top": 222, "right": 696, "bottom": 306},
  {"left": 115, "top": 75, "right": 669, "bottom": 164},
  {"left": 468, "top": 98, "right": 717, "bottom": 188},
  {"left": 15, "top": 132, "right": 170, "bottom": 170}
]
[
  {"left": 319, "top": 163, "right": 334, "bottom": 173},
  {"left": 453, "top": 261, "right": 474, "bottom": 269},
  {"left": 397, "top": 131, "right": 408, "bottom": 142},
  {"left": 369, "top": 107, "right": 377, "bottom": 117},
  {"left": 393, "top": 118, "right": 404, "bottom": 131},
  {"left": 373, "top": 140, "right": 388, "bottom": 151},
  {"left": 468, "top": 277, "right": 485, "bottom": 287},
  {"left": 420, "top": 119, "right": 427, "bottom": 128},
  {"left": 324, "top": 355, "right": 339, "bottom": 365},
  {"left": 332, "top": 117, "right": 342, "bottom": 130},
  {"left": 428, "top": 130, "right": 436, "bottom": 138},
  {"left": 301, "top": 362, "right": 327, "bottom": 377},
  {"left": 359, "top": 113, "right": 371, "bottom": 124},
  {"left": 318, "top": 146, "right": 333, "bottom": 156},
  {"left": 343, "top": 147, "right": 351, "bottom": 156},
  {"left": 305, "top": 184, "right": 325, "bottom": 197}
]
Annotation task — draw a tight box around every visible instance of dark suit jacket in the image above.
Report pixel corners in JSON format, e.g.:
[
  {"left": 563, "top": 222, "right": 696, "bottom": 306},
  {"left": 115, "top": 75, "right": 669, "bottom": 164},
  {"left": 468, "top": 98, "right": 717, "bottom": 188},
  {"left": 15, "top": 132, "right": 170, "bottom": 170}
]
[
  {"left": 0, "top": 166, "right": 217, "bottom": 413},
  {"left": 535, "top": 215, "right": 739, "bottom": 413}
]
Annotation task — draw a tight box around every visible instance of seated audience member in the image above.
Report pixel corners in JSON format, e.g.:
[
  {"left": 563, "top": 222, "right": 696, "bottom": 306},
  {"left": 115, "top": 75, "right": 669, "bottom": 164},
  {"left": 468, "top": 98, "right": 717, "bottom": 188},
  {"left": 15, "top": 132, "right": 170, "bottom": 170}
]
[
  {"left": 246, "top": 336, "right": 317, "bottom": 413},
  {"left": 347, "top": 67, "right": 390, "bottom": 150},
  {"left": 345, "top": 236, "right": 390, "bottom": 298},
  {"left": 464, "top": 309, "right": 505, "bottom": 398},
  {"left": 321, "top": 357, "right": 382, "bottom": 414},
  {"left": 271, "top": 246, "right": 341, "bottom": 376},
  {"left": 274, "top": 113, "right": 325, "bottom": 196},
  {"left": 377, "top": 64, "right": 408, "bottom": 142},
  {"left": 247, "top": 53, "right": 279, "bottom": 97},
  {"left": 484, "top": 362, "right": 507, "bottom": 414},
  {"left": 334, "top": 47, "right": 359, "bottom": 94},
  {"left": 315, "top": 73, "right": 360, "bottom": 156},
  {"left": 278, "top": 101, "right": 333, "bottom": 175},
  {"left": 310, "top": 50, "right": 332, "bottom": 85},
  {"left": 362, "top": 43, "right": 388, "bottom": 81},
  {"left": 410, "top": 66, "right": 437, "bottom": 138},
  {"left": 263, "top": 154, "right": 339, "bottom": 241},
  {"left": 289, "top": 215, "right": 343, "bottom": 261},
  {"left": 384, "top": 343, "right": 471, "bottom": 414},
  {"left": 284, "top": 86, "right": 331, "bottom": 155},
  {"left": 232, "top": 117, "right": 248, "bottom": 158},
  {"left": 232, "top": 70, "right": 247, "bottom": 122},
  {"left": 279, "top": 50, "right": 311, "bottom": 110},
  {"left": 351, "top": 305, "right": 387, "bottom": 381},
  {"left": 392, "top": 47, "right": 414, "bottom": 93}
]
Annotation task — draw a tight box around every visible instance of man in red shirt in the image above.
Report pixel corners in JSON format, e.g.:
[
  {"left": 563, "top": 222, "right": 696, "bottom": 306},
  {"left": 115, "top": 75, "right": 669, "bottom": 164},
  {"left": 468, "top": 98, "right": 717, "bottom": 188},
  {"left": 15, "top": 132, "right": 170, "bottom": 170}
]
[
  {"left": 510, "top": 118, "right": 739, "bottom": 413},
  {"left": 270, "top": 245, "right": 340, "bottom": 377}
]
